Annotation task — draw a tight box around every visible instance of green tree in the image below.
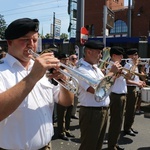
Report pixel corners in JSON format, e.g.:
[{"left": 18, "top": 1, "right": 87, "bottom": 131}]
[
  {"left": 0, "top": 14, "right": 7, "bottom": 39},
  {"left": 60, "top": 33, "right": 68, "bottom": 40}
]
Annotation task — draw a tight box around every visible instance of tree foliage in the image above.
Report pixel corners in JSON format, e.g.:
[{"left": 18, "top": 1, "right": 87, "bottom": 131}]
[
  {"left": 0, "top": 14, "right": 7, "bottom": 39},
  {"left": 60, "top": 33, "right": 68, "bottom": 40}
]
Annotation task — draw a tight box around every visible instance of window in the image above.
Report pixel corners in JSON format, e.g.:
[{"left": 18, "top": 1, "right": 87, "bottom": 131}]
[{"left": 110, "top": 20, "right": 127, "bottom": 35}]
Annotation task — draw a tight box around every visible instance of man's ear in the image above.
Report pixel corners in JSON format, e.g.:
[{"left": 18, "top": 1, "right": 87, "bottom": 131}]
[{"left": 7, "top": 40, "right": 13, "bottom": 46}]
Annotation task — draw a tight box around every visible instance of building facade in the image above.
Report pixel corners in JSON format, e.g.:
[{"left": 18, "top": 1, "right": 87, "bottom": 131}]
[
  {"left": 68, "top": 0, "right": 150, "bottom": 57},
  {"left": 68, "top": 0, "right": 150, "bottom": 38},
  {"left": 84, "top": 0, "right": 150, "bottom": 38}
]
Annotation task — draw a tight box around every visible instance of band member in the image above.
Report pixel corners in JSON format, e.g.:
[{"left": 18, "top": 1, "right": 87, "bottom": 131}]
[
  {"left": 106, "top": 46, "right": 126, "bottom": 150},
  {"left": 75, "top": 40, "right": 122, "bottom": 150},
  {"left": 69, "top": 54, "right": 79, "bottom": 119},
  {"left": 0, "top": 18, "right": 73, "bottom": 149},
  {"left": 123, "top": 48, "right": 146, "bottom": 136},
  {"left": 57, "top": 53, "right": 75, "bottom": 140}
]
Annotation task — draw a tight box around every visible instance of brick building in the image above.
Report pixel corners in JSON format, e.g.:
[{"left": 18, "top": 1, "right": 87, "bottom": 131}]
[{"left": 84, "top": 0, "right": 150, "bottom": 38}]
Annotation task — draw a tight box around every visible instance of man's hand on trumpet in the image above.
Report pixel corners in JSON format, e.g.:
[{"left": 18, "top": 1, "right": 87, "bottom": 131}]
[
  {"left": 107, "top": 61, "right": 123, "bottom": 77},
  {"left": 46, "top": 68, "right": 69, "bottom": 83},
  {"left": 28, "top": 52, "right": 60, "bottom": 82}
]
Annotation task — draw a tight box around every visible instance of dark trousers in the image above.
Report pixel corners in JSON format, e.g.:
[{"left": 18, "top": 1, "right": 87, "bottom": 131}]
[
  {"left": 124, "top": 86, "right": 138, "bottom": 131},
  {"left": 57, "top": 103, "right": 73, "bottom": 134},
  {"left": 108, "top": 93, "right": 126, "bottom": 149},
  {"left": 71, "top": 95, "right": 78, "bottom": 116},
  {"left": 79, "top": 106, "right": 108, "bottom": 150}
]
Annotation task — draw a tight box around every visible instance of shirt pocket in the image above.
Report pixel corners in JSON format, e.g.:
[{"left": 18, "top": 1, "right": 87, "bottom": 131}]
[{"left": 37, "top": 77, "right": 54, "bottom": 104}]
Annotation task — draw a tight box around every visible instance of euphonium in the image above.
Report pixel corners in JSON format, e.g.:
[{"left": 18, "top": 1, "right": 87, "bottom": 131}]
[{"left": 98, "top": 47, "right": 110, "bottom": 69}]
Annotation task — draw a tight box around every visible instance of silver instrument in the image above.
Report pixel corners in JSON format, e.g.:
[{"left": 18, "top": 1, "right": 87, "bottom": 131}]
[
  {"left": 99, "top": 59, "right": 147, "bottom": 80},
  {"left": 28, "top": 49, "right": 79, "bottom": 94},
  {"left": 28, "top": 49, "right": 115, "bottom": 102},
  {"left": 122, "top": 58, "right": 150, "bottom": 65}
]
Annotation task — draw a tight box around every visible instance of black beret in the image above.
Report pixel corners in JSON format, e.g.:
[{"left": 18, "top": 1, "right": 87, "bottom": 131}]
[
  {"left": 110, "top": 46, "right": 125, "bottom": 56},
  {"left": 126, "top": 48, "right": 138, "bottom": 55},
  {"left": 5, "top": 18, "right": 39, "bottom": 40},
  {"left": 84, "top": 40, "right": 104, "bottom": 50},
  {"left": 58, "top": 53, "right": 69, "bottom": 59}
]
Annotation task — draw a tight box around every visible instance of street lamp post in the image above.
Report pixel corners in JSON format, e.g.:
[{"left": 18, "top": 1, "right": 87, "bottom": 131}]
[
  {"left": 76, "top": 0, "right": 85, "bottom": 58},
  {"left": 53, "top": 12, "right": 55, "bottom": 44},
  {"left": 128, "top": 0, "right": 131, "bottom": 37}
]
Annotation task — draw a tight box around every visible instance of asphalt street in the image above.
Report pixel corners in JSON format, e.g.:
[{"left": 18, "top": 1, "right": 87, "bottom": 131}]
[{"left": 51, "top": 102, "right": 150, "bottom": 150}]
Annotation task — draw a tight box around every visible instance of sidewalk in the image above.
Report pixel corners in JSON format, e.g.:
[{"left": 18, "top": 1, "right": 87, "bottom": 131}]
[{"left": 51, "top": 102, "right": 150, "bottom": 150}]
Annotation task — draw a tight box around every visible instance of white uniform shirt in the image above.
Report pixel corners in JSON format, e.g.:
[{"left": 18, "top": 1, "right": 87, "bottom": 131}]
[
  {"left": 106, "top": 61, "right": 127, "bottom": 94},
  {"left": 145, "top": 63, "right": 150, "bottom": 74},
  {"left": 0, "top": 54, "right": 59, "bottom": 150},
  {"left": 75, "top": 58, "right": 110, "bottom": 107},
  {"left": 124, "top": 60, "right": 140, "bottom": 86}
]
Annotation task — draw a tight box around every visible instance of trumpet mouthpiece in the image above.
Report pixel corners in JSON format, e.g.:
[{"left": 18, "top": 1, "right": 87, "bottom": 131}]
[{"left": 28, "top": 49, "right": 39, "bottom": 58}]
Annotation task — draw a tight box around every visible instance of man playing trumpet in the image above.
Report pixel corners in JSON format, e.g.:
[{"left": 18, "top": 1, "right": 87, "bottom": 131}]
[
  {"left": 106, "top": 46, "right": 127, "bottom": 150},
  {"left": 0, "top": 18, "right": 73, "bottom": 149},
  {"left": 123, "top": 48, "right": 146, "bottom": 136}
]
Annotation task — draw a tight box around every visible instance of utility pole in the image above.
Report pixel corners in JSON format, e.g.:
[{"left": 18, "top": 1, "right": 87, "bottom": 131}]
[
  {"left": 53, "top": 12, "right": 55, "bottom": 44},
  {"left": 128, "top": 0, "right": 131, "bottom": 37},
  {"left": 103, "top": 6, "right": 107, "bottom": 47},
  {"left": 76, "top": 0, "right": 85, "bottom": 58}
]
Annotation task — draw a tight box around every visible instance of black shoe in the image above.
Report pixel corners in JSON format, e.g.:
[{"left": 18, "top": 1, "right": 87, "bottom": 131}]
[
  {"left": 58, "top": 133, "right": 69, "bottom": 141},
  {"left": 131, "top": 128, "right": 138, "bottom": 134},
  {"left": 65, "top": 131, "right": 75, "bottom": 138},
  {"left": 116, "top": 145, "right": 125, "bottom": 150},
  {"left": 124, "top": 129, "right": 136, "bottom": 136},
  {"left": 71, "top": 115, "right": 79, "bottom": 119}
]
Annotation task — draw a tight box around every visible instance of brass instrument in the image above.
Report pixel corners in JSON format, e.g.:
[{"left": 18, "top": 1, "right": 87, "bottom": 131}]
[
  {"left": 28, "top": 49, "right": 115, "bottom": 102},
  {"left": 121, "top": 58, "right": 148, "bottom": 81},
  {"left": 122, "top": 58, "right": 150, "bottom": 65},
  {"left": 98, "top": 47, "right": 110, "bottom": 69},
  {"left": 99, "top": 59, "right": 147, "bottom": 80},
  {"left": 28, "top": 49, "right": 79, "bottom": 94}
]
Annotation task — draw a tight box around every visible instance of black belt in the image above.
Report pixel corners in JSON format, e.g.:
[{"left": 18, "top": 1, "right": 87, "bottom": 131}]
[
  {"left": 127, "top": 86, "right": 136, "bottom": 88},
  {"left": 111, "top": 92, "right": 126, "bottom": 96},
  {"left": 80, "top": 106, "right": 109, "bottom": 110}
]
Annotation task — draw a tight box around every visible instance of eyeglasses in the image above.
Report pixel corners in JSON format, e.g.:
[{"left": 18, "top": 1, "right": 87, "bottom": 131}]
[{"left": 72, "top": 57, "right": 78, "bottom": 60}]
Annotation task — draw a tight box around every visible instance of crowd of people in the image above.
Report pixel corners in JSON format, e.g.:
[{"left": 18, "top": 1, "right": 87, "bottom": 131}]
[{"left": 0, "top": 17, "right": 149, "bottom": 150}]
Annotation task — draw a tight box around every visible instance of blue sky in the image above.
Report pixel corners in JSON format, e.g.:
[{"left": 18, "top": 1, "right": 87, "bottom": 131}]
[{"left": 0, "top": 0, "right": 128, "bottom": 36}]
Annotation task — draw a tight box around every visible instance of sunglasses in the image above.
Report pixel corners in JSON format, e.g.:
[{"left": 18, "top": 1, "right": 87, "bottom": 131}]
[{"left": 72, "top": 57, "right": 78, "bottom": 60}]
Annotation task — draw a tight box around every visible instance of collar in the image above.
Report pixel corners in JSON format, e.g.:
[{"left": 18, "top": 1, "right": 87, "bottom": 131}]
[
  {"left": 4, "top": 53, "right": 34, "bottom": 69},
  {"left": 79, "top": 58, "right": 94, "bottom": 69}
]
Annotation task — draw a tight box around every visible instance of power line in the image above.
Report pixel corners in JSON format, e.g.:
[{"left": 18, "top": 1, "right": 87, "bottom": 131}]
[
  {"left": 3, "top": 5, "right": 67, "bottom": 17},
  {"left": 0, "top": 0, "right": 62, "bottom": 13}
]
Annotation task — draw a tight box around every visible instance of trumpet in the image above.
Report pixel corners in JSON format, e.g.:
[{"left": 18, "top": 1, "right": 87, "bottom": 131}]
[
  {"left": 99, "top": 59, "right": 147, "bottom": 80},
  {"left": 28, "top": 49, "right": 79, "bottom": 94},
  {"left": 122, "top": 58, "right": 150, "bottom": 65},
  {"left": 28, "top": 49, "right": 114, "bottom": 102}
]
